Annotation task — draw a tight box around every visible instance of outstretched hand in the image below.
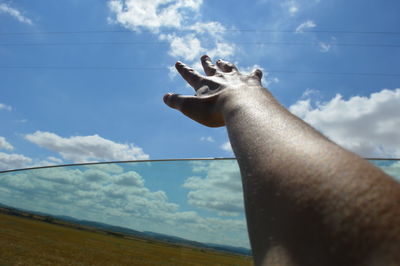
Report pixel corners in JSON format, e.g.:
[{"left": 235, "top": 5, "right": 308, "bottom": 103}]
[{"left": 163, "top": 55, "right": 263, "bottom": 127}]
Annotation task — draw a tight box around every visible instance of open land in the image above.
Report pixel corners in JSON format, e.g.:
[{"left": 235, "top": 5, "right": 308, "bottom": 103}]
[{"left": 0, "top": 208, "right": 253, "bottom": 266}]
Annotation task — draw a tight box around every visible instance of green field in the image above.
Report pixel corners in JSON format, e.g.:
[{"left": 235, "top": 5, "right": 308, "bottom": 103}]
[{"left": 0, "top": 211, "right": 253, "bottom": 265}]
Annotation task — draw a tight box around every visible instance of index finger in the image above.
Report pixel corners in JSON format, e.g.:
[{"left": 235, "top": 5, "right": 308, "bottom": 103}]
[{"left": 175, "top": 61, "right": 205, "bottom": 90}]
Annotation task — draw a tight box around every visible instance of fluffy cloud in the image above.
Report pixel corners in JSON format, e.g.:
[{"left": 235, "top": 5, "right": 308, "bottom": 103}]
[
  {"left": 318, "top": 42, "right": 331, "bottom": 52},
  {"left": 0, "top": 137, "right": 14, "bottom": 151},
  {"left": 108, "top": 0, "right": 202, "bottom": 32},
  {"left": 46, "top": 156, "right": 63, "bottom": 164},
  {"left": 295, "top": 20, "right": 316, "bottom": 33},
  {"left": 160, "top": 33, "right": 204, "bottom": 61},
  {"left": 25, "top": 131, "right": 149, "bottom": 163},
  {"left": 0, "top": 152, "right": 32, "bottom": 170},
  {"left": 0, "top": 103, "right": 12, "bottom": 111},
  {"left": 0, "top": 137, "right": 33, "bottom": 170},
  {"left": 200, "top": 136, "right": 214, "bottom": 142},
  {"left": 183, "top": 160, "right": 244, "bottom": 216},
  {"left": 220, "top": 141, "right": 233, "bottom": 153},
  {"left": 108, "top": 0, "right": 235, "bottom": 62},
  {"left": 289, "top": 88, "right": 400, "bottom": 158},
  {"left": 283, "top": 0, "right": 299, "bottom": 15},
  {"left": 0, "top": 3, "right": 32, "bottom": 25}
]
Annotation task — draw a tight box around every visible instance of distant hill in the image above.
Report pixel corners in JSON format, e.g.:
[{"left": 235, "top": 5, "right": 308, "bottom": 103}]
[
  {"left": 0, "top": 202, "right": 251, "bottom": 256},
  {"left": 143, "top": 231, "right": 252, "bottom": 256}
]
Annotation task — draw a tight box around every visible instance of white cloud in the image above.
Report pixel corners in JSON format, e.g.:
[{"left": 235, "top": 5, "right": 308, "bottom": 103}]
[
  {"left": 295, "top": 20, "right": 316, "bottom": 33},
  {"left": 221, "top": 141, "right": 233, "bottom": 153},
  {"left": 25, "top": 131, "right": 149, "bottom": 163},
  {"left": 0, "top": 3, "right": 32, "bottom": 25},
  {"left": 160, "top": 33, "right": 204, "bottom": 61},
  {"left": 32, "top": 156, "right": 64, "bottom": 168},
  {"left": 108, "top": 0, "right": 202, "bottom": 32},
  {"left": 0, "top": 103, "right": 12, "bottom": 111},
  {"left": 200, "top": 136, "right": 214, "bottom": 143},
  {"left": 289, "top": 6, "right": 298, "bottom": 15},
  {"left": 208, "top": 42, "right": 236, "bottom": 60},
  {"left": 47, "top": 156, "right": 63, "bottom": 164},
  {"left": 187, "top": 21, "right": 225, "bottom": 36},
  {"left": 0, "top": 152, "right": 32, "bottom": 170},
  {"left": 108, "top": 0, "right": 235, "bottom": 63},
  {"left": 289, "top": 88, "right": 400, "bottom": 158},
  {"left": 319, "top": 42, "right": 331, "bottom": 52},
  {"left": 284, "top": 0, "right": 299, "bottom": 15},
  {"left": 183, "top": 160, "right": 244, "bottom": 216},
  {"left": 0, "top": 137, "right": 14, "bottom": 151},
  {"left": 289, "top": 99, "right": 312, "bottom": 117},
  {"left": 301, "top": 88, "right": 319, "bottom": 98}
]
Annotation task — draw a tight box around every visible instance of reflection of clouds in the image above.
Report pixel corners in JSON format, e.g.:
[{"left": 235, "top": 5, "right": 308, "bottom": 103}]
[
  {"left": 374, "top": 161, "right": 400, "bottom": 182},
  {"left": 0, "top": 162, "right": 250, "bottom": 248},
  {"left": 183, "top": 160, "right": 244, "bottom": 216},
  {"left": 85, "top": 163, "right": 124, "bottom": 174}
]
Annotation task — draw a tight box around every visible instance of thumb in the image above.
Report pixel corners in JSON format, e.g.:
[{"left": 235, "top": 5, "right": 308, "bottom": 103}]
[
  {"left": 163, "top": 93, "right": 224, "bottom": 127},
  {"left": 163, "top": 93, "right": 200, "bottom": 111}
]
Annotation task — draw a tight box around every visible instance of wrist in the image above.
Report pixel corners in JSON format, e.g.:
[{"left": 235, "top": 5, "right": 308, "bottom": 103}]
[{"left": 217, "top": 86, "right": 276, "bottom": 117}]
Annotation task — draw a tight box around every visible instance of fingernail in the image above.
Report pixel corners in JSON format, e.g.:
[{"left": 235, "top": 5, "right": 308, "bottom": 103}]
[{"left": 163, "top": 93, "right": 172, "bottom": 104}]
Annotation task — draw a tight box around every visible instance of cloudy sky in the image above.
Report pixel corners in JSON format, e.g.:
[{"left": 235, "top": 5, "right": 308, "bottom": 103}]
[
  {"left": 1, "top": 0, "right": 400, "bottom": 170},
  {"left": 1, "top": 0, "right": 400, "bottom": 249}
]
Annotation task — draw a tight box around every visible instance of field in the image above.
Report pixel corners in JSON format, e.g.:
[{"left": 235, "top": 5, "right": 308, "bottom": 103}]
[{"left": 0, "top": 211, "right": 253, "bottom": 265}]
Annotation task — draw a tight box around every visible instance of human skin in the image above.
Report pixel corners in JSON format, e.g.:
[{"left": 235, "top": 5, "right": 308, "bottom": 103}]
[{"left": 163, "top": 55, "right": 400, "bottom": 266}]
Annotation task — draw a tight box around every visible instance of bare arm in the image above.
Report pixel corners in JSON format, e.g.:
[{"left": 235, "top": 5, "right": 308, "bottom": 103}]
[{"left": 164, "top": 56, "right": 400, "bottom": 266}]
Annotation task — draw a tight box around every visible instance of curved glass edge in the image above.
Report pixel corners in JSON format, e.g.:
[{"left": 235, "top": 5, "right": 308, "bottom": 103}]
[{"left": 0, "top": 158, "right": 398, "bottom": 258}]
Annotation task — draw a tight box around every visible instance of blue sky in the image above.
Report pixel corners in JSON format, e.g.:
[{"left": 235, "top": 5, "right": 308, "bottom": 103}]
[
  {"left": 1, "top": 0, "right": 400, "bottom": 249},
  {"left": 1, "top": 0, "right": 400, "bottom": 169}
]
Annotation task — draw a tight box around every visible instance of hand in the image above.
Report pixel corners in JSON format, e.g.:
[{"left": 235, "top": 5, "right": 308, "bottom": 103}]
[{"left": 163, "top": 55, "right": 264, "bottom": 127}]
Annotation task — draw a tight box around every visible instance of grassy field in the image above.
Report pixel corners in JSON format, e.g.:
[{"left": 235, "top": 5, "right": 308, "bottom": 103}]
[{"left": 0, "top": 212, "right": 253, "bottom": 265}]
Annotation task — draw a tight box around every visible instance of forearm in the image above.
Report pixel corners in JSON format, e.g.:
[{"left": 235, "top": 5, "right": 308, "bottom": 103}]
[
  {"left": 165, "top": 55, "right": 400, "bottom": 265},
  {"left": 220, "top": 87, "right": 400, "bottom": 265}
]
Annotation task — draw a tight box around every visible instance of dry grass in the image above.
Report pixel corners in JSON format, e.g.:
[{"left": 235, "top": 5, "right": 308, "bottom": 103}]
[{"left": 0, "top": 213, "right": 253, "bottom": 265}]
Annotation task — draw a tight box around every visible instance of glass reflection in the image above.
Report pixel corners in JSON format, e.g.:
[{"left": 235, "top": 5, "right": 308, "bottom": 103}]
[{"left": 0, "top": 158, "right": 398, "bottom": 264}]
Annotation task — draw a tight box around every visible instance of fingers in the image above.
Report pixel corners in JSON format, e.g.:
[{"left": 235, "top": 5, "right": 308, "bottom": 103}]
[
  {"left": 163, "top": 93, "right": 179, "bottom": 109},
  {"left": 163, "top": 93, "right": 224, "bottom": 127},
  {"left": 201, "top": 55, "right": 217, "bottom": 76},
  {"left": 216, "top": 59, "right": 238, "bottom": 73},
  {"left": 175, "top": 61, "right": 205, "bottom": 89},
  {"left": 163, "top": 93, "right": 197, "bottom": 110},
  {"left": 250, "top": 68, "right": 263, "bottom": 81}
]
